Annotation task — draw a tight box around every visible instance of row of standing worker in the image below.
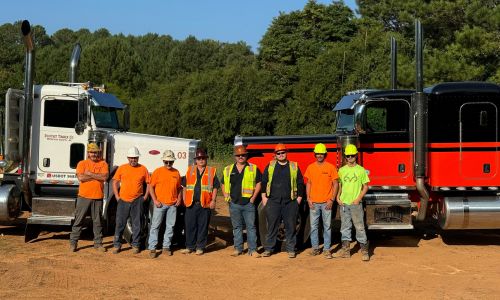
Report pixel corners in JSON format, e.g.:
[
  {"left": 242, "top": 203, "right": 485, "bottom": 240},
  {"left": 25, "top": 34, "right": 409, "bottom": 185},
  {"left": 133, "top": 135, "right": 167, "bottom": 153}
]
[{"left": 68, "top": 142, "right": 370, "bottom": 261}]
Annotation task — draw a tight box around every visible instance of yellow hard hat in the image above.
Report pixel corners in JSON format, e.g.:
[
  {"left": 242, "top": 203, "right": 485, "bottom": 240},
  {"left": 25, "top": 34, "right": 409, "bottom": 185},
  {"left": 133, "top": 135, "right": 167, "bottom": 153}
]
[
  {"left": 313, "top": 143, "right": 327, "bottom": 154},
  {"left": 87, "top": 143, "right": 100, "bottom": 152},
  {"left": 344, "top": 144, "right": 358, "bottom": 155}
]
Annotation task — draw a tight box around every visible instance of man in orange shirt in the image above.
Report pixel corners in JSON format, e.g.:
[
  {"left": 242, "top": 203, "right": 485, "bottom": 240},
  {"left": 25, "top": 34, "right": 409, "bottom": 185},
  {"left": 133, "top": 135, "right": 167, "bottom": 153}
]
[
  {"left": 69, "top": 143, "right": 109, "bottom": 252},
  {"left": 147, "top": 150, "right": 182, "bottom": 258},
  {"left": 304, "top": 143, "right": 339, "bottom": 259},
  {"left": 112, "top": 146, "right": 150, "bottom": 254}
]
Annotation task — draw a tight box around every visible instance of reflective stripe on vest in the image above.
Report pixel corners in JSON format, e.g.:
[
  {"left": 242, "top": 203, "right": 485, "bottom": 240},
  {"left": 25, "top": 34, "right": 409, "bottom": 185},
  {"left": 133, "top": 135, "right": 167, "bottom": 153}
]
[
  {"left": 223, "top": 163, "right": 257, "bottom": 202},
  {"left": 266, "top": 160, "right": 298, "bottom": 200},
  {"left": 184, "top": 165, "right": 216, "bottom": 208}
]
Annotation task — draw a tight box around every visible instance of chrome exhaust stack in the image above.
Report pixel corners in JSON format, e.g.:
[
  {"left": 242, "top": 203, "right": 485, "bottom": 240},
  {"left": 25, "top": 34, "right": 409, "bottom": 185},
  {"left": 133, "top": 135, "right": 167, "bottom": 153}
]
[
  {"left": 20, "top": 20, "right": 35, "bottom": 204},
  {"left": 69, "top": 43, "right": 81, "bottom": 83}
]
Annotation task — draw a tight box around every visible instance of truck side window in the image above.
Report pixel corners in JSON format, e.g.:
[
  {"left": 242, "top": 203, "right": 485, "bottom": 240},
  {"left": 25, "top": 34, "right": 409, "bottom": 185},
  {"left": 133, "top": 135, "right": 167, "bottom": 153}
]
[
  {"left": 44, "top": 99, "right": 78, "bottom": 128},
  {"left": 70, "top": 143, "right": 85, "bottom": 169},
  {"left": 366, "top": 100, "right": 409, "bottom": 133}
]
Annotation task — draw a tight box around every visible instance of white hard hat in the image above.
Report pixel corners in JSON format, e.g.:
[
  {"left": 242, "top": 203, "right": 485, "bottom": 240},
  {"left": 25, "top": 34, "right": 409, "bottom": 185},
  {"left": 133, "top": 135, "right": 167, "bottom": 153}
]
[
  {"left": 162, "top": 149, "right": 176, "bottom": 161},
  {"left": 127, "top": 146, "right": 140, "bottom": 158}
]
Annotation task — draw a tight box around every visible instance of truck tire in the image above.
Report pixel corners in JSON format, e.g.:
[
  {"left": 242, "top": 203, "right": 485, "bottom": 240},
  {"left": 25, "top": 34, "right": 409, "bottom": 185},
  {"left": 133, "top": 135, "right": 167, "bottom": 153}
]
[{"left": 257, "top": 200, "right": 311, "bottom": 251}]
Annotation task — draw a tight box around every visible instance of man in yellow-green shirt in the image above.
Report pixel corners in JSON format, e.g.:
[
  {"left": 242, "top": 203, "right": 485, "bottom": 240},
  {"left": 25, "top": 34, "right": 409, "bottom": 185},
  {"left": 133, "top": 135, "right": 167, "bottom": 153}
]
[{"left": 336, "top": 144, "right": 370, "bottom": 261}]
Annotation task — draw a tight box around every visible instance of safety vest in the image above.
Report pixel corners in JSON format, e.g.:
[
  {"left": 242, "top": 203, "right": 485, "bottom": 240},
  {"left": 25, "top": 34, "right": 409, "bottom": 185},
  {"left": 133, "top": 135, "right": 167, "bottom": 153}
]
[
  {"left": 184, "top": 165, "right": 217, "bottom": 208},
  {"left": 223, "top": 163, "right": 257, "bottom": 202},
  {"left": 266, "top": 160, "right": 298, "bottom": 200}
]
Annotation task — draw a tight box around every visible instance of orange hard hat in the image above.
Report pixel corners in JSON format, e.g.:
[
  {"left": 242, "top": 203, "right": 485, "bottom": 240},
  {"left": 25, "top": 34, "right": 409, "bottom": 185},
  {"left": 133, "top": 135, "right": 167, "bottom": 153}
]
[
  {"left": 234, "top": 145, "right": 248, "bottom": 155},
  {"left": 274, "top": 143, "right": 287, "bottom": 153}
]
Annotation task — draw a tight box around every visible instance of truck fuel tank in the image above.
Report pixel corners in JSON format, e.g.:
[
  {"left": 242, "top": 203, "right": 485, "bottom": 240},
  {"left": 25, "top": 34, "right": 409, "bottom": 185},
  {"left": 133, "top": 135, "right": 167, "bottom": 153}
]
[{"left": 440, "top": 196, "right": 500, "bottom": 229}]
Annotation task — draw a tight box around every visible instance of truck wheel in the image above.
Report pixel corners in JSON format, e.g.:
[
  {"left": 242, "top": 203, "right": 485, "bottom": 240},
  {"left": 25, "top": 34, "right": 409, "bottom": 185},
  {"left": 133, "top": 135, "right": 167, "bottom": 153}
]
[{"left": 257, "top": 201, "right": 311, "bottom": 251}]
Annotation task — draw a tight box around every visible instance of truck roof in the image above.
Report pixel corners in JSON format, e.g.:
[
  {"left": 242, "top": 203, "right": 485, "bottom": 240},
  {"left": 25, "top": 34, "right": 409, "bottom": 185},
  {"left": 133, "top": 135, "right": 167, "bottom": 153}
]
[{"left": 424, "top": 81, "right": 500, "bottom": 95}]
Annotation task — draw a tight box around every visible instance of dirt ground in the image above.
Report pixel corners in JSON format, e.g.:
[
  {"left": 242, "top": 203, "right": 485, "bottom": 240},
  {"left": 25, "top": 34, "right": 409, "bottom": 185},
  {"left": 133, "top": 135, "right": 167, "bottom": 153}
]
[{"left": 1, "top": 200, "right": 500, "bottom": 300}]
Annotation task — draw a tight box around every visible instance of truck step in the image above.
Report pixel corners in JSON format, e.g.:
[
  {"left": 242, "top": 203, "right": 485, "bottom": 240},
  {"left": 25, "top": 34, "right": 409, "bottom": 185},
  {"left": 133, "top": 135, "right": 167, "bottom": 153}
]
[
  {"left": 32, "top": 196, "right": 76, "bottom": 218},
  {"left": 368, "top": 224, "right": 414, "bottom": 230},
  {"left": 364, "top": 193, "right": 413, "bottom": 229},
  {"left": 27, "top": 215, "right": 73, "bottom": 225}
]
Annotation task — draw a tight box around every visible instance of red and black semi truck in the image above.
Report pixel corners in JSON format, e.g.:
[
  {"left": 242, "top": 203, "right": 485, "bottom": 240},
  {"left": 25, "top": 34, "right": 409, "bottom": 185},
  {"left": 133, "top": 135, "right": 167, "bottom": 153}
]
[{"left": 236, "top": 21, "right": 500, "bottom": 243}]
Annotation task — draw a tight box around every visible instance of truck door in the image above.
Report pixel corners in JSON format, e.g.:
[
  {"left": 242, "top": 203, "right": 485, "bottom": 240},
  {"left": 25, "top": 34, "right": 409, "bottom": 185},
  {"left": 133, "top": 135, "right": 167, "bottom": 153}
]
[
  {"left": 459, "top": 102, "right": 498, "bottom": 179},
  {"left": 38, "top": 97, "right": 88, "bottom": 183},
  {"left": 360, "top": 100, "right": 414, "bottom": 187}
]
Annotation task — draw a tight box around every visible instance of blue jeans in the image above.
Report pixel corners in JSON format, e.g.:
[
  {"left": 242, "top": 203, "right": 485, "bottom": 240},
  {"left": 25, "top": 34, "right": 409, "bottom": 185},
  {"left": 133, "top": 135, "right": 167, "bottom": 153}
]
[
  {"left": 309, "top": 202, "right": 332, "bottom": 250},
  {"left": 229, "top": 202, "right": 257, "bottom": 252},
  {"left": 148, "top": 204, "right": 177, "bottom": 250},
  {"left": 340, "top": 204, "right": 367, "bottom": 244}
]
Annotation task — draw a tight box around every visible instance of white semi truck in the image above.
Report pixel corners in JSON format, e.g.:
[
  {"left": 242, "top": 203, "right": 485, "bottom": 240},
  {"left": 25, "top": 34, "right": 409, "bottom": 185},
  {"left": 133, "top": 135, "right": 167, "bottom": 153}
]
[{"left": 0, "top": 20, "right": 198, "bottom": 241}]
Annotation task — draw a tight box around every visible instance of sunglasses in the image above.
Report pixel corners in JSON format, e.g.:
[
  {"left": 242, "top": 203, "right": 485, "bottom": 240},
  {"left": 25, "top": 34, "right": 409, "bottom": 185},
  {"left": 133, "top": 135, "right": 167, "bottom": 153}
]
[
  {"left": 235, "top": 154, "right": 247, "bottom": 158},
  {"left": 345, "top": 155, "right": 356, "bottom": 158},
  {"left": 275, "top": 151, "right": 286, "bottom": 155},
  {"left": 164, "top": 161, "right": 174, "bottom": 165}
]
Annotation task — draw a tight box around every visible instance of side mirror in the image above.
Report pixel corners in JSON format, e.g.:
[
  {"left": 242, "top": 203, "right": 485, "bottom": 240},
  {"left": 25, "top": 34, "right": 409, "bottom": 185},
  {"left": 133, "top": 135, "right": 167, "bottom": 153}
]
[
  {"left": 76, "top": 96, "right": 88, "bottom": 134},
  {"left": 354, "top": 103, "right": 367, "bottom": 134},
  {"left": 74, "top": 121, "right": 85, "bottom": 135},
  {"left": 123, "top": 104, "right": 130, "bottom": 131}
]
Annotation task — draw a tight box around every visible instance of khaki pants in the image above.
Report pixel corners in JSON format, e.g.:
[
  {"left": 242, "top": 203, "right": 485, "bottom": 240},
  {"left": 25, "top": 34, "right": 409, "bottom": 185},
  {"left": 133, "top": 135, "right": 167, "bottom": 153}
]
[{"left": 70, "top": 197, "right": 104, "bottom": 246}]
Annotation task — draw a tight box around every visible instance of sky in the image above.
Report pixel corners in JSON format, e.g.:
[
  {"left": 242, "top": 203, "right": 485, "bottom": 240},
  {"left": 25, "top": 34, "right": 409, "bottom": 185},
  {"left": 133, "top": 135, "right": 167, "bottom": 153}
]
[{"left": 0, "top": 0, "right": 357, "bottom": 52}]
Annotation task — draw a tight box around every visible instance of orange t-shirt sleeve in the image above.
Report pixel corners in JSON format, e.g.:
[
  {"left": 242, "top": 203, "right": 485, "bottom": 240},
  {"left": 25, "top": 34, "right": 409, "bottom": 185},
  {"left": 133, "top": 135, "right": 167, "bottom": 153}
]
[
  {"left": 112, "top": 166, "right": 123, "bottom": 181},
  {"left": 76, "top": 160, "right": 86, "bottom": 175},
  {"left": 330, "top": 165, "right": 339, "bottom": 181},
  {"left": 304, "top": 165, "right": 312, "bottom": 183}
]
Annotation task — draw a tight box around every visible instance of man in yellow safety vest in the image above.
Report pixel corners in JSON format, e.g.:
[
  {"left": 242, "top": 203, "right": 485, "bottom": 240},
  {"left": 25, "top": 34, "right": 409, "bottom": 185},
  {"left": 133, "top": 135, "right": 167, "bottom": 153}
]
[
  {"left": 261, "top": 143, "right": 304, "bottom": 258},
  {"left": 222, "top": 145, "right": 262, "bottom": 258}
]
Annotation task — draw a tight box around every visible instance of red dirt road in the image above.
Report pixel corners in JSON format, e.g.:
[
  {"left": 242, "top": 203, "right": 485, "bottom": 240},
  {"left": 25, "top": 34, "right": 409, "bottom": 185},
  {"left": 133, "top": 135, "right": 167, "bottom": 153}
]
[{"left": 1, "top": 203, "right": 500, "bottom": 299}]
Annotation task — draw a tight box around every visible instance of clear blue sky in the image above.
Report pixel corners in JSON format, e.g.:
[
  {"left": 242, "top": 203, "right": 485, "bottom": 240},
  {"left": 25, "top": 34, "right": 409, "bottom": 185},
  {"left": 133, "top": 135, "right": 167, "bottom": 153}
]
[{"left": 0, "top": 0, "right": 357, "bottom": 52}]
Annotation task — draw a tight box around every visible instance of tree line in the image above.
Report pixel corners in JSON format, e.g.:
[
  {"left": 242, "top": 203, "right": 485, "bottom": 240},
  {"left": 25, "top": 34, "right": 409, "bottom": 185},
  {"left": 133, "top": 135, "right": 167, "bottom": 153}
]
[{"left": 0, "top": 0, "right": 499, "bottom": 156}]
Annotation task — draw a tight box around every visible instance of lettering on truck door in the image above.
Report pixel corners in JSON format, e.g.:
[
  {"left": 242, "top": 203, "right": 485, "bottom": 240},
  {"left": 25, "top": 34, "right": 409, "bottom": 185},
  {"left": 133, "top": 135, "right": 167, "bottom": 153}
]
[{"left": 38, "top": 98, "right": 88, "bottom": 182}]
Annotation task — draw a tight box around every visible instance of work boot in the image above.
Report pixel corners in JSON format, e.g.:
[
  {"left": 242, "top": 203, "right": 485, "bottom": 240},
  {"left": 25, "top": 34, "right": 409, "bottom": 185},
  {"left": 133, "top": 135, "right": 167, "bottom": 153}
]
[
  {"left": 262, "top": 250, "right": 272, "bottom": 257},
  {"left": 309, "top": 248, "right": 320, "bottom": 256},
  {"left": 334, "top": 241, "right": 350, "bottom": 258},
  {"left": 162, "top": 248, "right": 173, "bottom": 256},
  {"left": 69, "top": 242, "right": 77, "bottom": 253},
  {"left": 248, "top": 251, "right": 261, "bottom": 258},
  {"left": 112, "top": 246, "right": 121, "bottom": 254},
  {"left": 360, "top": 242, "right": 370, "bottom": 262},
  {"left": 288, "top": 251, "right": 296, "bottom": 259},
  {"left": 323, "top": 250, "right": 333, "bottom": 259},
  {"left": 132, "top": 246, "right": 140, "bottom": 254},
  {"left": 94, "top": 244, "right": 107, "bottom": 253},
  {"left": 149, "top": 250, "right": 157, "bottom": 259},
  {"left": 181, "top": 248, "right": 194, "bottom": 254},
  {"left": 231, "top": 249, "right": 242, "bottom": 257}
]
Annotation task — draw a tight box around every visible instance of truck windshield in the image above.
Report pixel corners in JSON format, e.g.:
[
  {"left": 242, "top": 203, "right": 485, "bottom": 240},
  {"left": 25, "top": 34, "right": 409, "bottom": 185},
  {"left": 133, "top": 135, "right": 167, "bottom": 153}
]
[
  {"left": 93, "top": 106, "right": 120, "bottom": 129},
  {"left": 336, "top": 110, "right": 355, "bottom": 132}
]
